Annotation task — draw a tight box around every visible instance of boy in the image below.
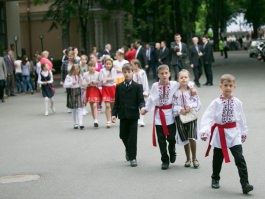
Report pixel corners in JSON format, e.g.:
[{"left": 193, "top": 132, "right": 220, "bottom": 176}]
[
  {"left": 141, "top": 65, "right": 179, "bottom": 170},
  {"left": 200, "top": 74, "right": 253, "bottom": 194},
  {"left": 112, "top": 63, "right": 145, "bottom": 167}
]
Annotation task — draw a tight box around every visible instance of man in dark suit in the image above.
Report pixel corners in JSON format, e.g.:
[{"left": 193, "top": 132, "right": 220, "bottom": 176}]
[
  {"left": 159, "top": 41, "right": 170, "bottom": 66},
  {"left": 202, "top": 36, "right": 214, "bottom": 86},
  {"left": 102, "top": 43, "right": 113, "bottom": 58},
  {"left": 145, "top": 42, "right": 156, "bottom": 80},
  {"left": 135, "top": 40, "right": 147, "bottom": 70},
  {"left": 3, "top": 49, "right": 15, "bottom": 96},
  {"left": 112, "top": 63, "right": 145, "bottom": 167},
  {"left": 189, "top": 36, "right": 203, "bottom": 87},
  {"left": 170, "top": 33, "right": 188, "bottom": 80}
]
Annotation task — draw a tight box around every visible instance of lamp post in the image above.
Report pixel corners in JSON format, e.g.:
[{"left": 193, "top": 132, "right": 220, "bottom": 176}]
[
  {"left": 39, "top": 34, "right": 44, "bottom": 52},
  {"left": 14, "top": 35, "right": 18, "bottom": 58}
]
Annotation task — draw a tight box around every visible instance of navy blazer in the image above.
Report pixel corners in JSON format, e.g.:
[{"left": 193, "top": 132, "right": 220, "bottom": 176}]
[{"left": 112, "top": 80, "right": 145, "bottom": 120}]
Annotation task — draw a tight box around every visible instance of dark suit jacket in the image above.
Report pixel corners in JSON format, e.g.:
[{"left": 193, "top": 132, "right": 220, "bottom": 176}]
[
  {"left": 202, "top": 42, "right": 214, "bottom": 64},
  {"left": 3, "top": 55, "right": 15, "bottom": 75},
  {"left": 112, "top": 80, "right": 145, "bottom": 120},
  {"left": 189, "top": 45, "right": 203, "bottom": 67},
  {"left": 159, "top": 47, "right": 170, "bottom": 66},
  {"left": 136, "top": 47, "right": 147, "bottom": 68},
  {"left": 170, "top": 42, "right": 188, "bottom": 66}
]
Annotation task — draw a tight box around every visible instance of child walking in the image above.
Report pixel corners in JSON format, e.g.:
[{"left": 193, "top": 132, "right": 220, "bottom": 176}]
[
  {"left": 63, "top": 64, "right": 84, "bottom": 130},
  {"left": 99, "top": 58, "right": 117, "bottom": 128},
  {"left": 200, "top": 74, "right": 253, "bottom": 194},
  {"left": 141, "top": 65, "right": 178, "bottom": 170},
  {"left": 173, "top": 69, "right": 201, "bottom": 168},
  {"left": 112, "top": 63, "right": 145, "bottom": 167},
  {"left": 38, "top": 63, "right": 55, "bottom": 116},
  {"left": 80, "top": 55, "right": 88, "bottom": 115},
  {"left": 82, "top": 61, "right": 101, "bottom": 127},
  {"left": 131, "top": 59, "right": 149, "bottom": 127}
]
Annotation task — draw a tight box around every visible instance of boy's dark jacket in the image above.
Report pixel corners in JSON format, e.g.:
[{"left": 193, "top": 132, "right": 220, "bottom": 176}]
[{"left": 112, "top": 80, "right": 145, "bottom": 119}]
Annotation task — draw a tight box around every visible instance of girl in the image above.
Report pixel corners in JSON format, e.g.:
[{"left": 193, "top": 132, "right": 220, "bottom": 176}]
[
  {"left": 80, "top": 55, "right": 88, "bottom": 115},
  {"left": 172, "top": 69, "right": 201, "bottom": 168},
  {"left": 63, "top": 64, "right": 84, "bottom": 130},
  {"left": 99, "top": 58, "right": 116, "bottom": 128},
  {"left": 21, "top": 55, "right": 34, "bottom": 94},
  {"left": 38, "top": 63, "right": 55, "bottom": 116},
  {"left": 131, "top": 59, "right": 149, "bottom": 127},
  {"left": 82, "top": 61, "right": 101, "bottom": 127},
  {"left": 113, "top": 49, "right": 129, "bottom": 84}
]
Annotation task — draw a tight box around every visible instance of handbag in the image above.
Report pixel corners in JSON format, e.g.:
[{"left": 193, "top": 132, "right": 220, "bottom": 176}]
[
  {"left": 179, "top": 108, "right": 198, "bottom": 123},
  {"left": 49, "top": 84, "right": 55, "bottom": 94}
]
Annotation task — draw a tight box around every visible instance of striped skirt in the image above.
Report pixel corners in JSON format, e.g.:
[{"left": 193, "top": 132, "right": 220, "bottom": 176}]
[
  {"left": 175, "top": 116, "right": 198, "bottom": 142},
  {"left": 66, "top": 87, "right": 82, "bottom": 109}
]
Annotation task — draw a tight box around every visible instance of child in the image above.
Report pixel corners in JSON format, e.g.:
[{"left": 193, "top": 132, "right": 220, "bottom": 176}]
[
  {"left": 38, "top": 63, "right": 55, "bottom": 116},
  {"left": 63, "top": 64, "right": 84, "bottom": 130},
  {"left": 173, "top": 69, "right": 201, "bottom": 168},
  {"left": 99, "top": 58, "right": 117, "bottom": 128},
  {"left": 112, "top": 63, "right": 145, "bottom": 167},
  {"left": 141, "top": 65, "right": 178, "bottom": 170},
  {"left": 131, "top": 59, "right": 149, "bottom": 127},
  {"left": 80, "top": 55, "right": 88, "bottom": 115},
  {"left": 200, "top": 74, "right": 253, "bottom": 194},
  {"left": 82, "top": 61, "right": 101, "bottom": 127},
  {"left": 113, "top": 49, "right": 129, "bottom": 84}
]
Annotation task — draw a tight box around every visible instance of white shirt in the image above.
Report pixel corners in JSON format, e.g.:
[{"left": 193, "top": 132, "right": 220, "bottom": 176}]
[
  {"left": 199, "top": 96, "right": 248, "bottom": 148},
  {"left": 133, "top": 69, "right": 149, "bottom": 96},
  {"left": 14, "top": 60, "right": 22, "bottom": 73},
  {"left": 63, "top": 74, "right": 82, "bottom": 88},
  {"left": 99, "top": 68, "right": 117, "bottom": 87},
  {"left": 38, "top": 70, "right": 53, "bottom": 85},
  {"left": 82, "top": 71, "right": 100, "bottom": 87},
  {"left": 113, "top": 59, "right": 129, "bottom": 78}
]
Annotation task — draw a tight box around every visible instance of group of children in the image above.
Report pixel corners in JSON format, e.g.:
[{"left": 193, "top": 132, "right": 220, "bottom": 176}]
[{"left": 38, "top": 51, "right": 253, "bottom": 194}]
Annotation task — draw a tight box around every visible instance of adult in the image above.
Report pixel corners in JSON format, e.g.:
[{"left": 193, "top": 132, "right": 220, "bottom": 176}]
[
  {"left": 202, "top": 36, "right": 214, "bottom": 86},
  {"left": 3, "top": 49, "right": 15, "bottom": 96},
  {"left": 134, "top": 40, "right": 147, "bottom": 70},
  {"left": 145, "top": 43, "right": 155, "bottom": 80},
  {"left": 125, "top": 43, "right": 136, "bottom": 63},
  {"left": 159, "top": 41, "right": 170, "bottom": 66},
  {"left": 40, "top": 51, "right": 53, "bottom": 71},
  {"left": 103, "top": 44, "right": 112, "bottom": 57},
  {"left": 0, "top": 56, "right": 7, "bottom": 102},
  {"left": 21, "top": 55, "right": 34, "bottom": 94},
  {"left": 170, "top": 33, "right": 188, "bottom": 80},
  {"left": 14, "top": 56, "right": 24, "bottom": 93},
  {"left": 189, "top": 36, "right": 203, "bottom": 87}
]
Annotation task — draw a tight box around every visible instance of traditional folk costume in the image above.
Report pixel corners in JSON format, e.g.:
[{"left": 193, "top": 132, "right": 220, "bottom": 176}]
[
  {"left": 145, "top": 81, "right": 178, "bottom": 165},
  {"left": 133, "top": 69, "right": 149, "bottom": 126},
  {"left": 83, "top": 71, "right": 101, "bottom": 103},
  {"left": 199, "top": 95, "right": 251, "bottom": 189},
  {"left": 113, "top": 59, "right": 129, "bottom": 84},
  {"left": 38, "top": 70, "right": 55, "bottom": 115},
  {"left": 99, "top": 68, "right": 117, "bottom": 103},
  {"left": 80, "top": 64, "right": 88, "bottom": 115},
  {"left": 63, "top": 74, "right": 83, "bottom": 129},
  {"left": 173, "top": 88, "right": 201, "bottom": 145}
]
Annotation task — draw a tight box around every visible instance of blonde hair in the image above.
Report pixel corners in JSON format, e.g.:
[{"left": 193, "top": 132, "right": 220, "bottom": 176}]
[
  {"left": 178, "top": 69, "right": 190, "bottom": 78},
  {"left": 131, "top": 59, "right": 142, "bottom": 69},
  {"left": 220, "top": 74, "right": 236, "bottom": 83},
  {"left": 157, "top": 64, "right": 169, "bottom": 74},
  {"left": 69, "top": 64, "right": 80, "bottom": 76}
]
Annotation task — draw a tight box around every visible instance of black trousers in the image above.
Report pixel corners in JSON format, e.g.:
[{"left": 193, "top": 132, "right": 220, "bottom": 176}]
[
  {"left": 212, "top": 145, "right": 249, "bottom": 187},
  {"left": 203, "top": 62, "right": 213, "bottom": 84},
  {"left": 6, "top": 74, "right": 15, "bottom": 96},
  {"left": 120, "top": 119, "right": 138, "bottom": 161},
  {"left": 192, "top": 64, "right": 202, "bottom": 85},
  {"left": 156, "top": 123, "right": 176, "bottom": 164},
  {"left": 172, "top": 62, "right": 184, "bottom": 80},
  {"left": 0, "top": 80, "right": 5, "bottom": 100}
]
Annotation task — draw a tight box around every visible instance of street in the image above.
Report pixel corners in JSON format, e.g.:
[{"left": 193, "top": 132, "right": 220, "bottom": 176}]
[{"left": 0, "top": 50, "right": 264, "bottom": 199}]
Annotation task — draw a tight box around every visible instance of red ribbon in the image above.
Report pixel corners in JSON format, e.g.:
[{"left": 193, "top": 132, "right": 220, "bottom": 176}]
[
  {"left": 152, "top": 104, "right": 172, "bottom": 147},
  {"left": 205, "top": 122, "right": 236, "bottom": 163}
]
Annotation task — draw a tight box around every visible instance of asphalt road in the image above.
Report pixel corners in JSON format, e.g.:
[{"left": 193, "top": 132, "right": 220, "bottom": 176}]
[{"left": 0, "top": 50, "right": 264, "bottom": 199}]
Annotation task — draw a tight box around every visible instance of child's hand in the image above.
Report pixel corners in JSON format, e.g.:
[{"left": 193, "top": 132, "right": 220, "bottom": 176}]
[
  {"left": 190, "top": 88, "right": 197, "bottom": 96},
  {"left": 111, "top": 116, "right": 116, "bottom": 123},
  {"left": 201, "top": 133, "right": 208, "bottom": 141},
  {"left": 72, "top": 80, "right": 76, "bottom": 85},
  {"left": 141, "top": 108, "right": 147, "bottom": 115},
  {"left": 180, "top": 109, "right": 186, "bottom": 115},
  {"left": 185, "top": 106, "right": 191, "bottom": 113},
  {"left": 241, "top": 135, "right": 247, "bottom": 143}
]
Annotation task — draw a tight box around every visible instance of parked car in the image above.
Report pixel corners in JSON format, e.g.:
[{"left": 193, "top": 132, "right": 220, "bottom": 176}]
[{"left": 248, "top": 39, "right": 265, "bottom": 57}]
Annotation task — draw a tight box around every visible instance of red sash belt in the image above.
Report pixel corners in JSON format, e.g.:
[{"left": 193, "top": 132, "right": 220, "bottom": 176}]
[
  {"left": 152, "top": 104, "right": 172, "bottom": 147},
  {"left": 205, "top": 122, "right": 236, "bottom": 163}
]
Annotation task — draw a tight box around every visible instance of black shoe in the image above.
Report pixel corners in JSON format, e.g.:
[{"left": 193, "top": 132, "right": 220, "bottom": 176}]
[
  {"left": 1, "top": 98, "right": 4, "bottom": 103},
  {"left": 170, "top": 154, "right": 176, "bottom": 163},
  {"left": 196, "top": 83, "right": 201, "bottom": 88},
  {"left": 94, "top": 123, "right": 99, "bottom": 127},
  {"left": 161, "top": 162, "right": 169, "bottom": 170},
  {"left": 80, "top": 126, "right": 84, "bottom": 130},
  {"left": 130, "top": 159, "right": 137, "bottom": 167},
  {"left": 242, "top": 184, "right": 254, "bottom": 194},
  {"left": 10, "top": 94, "right": 16, "bottom": 96},
  {"left": 211, "top": 179, "right": 220, "bottom": 189},
  {"left": 125, "top": 151, "right": 129, "bottom": 161}
]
